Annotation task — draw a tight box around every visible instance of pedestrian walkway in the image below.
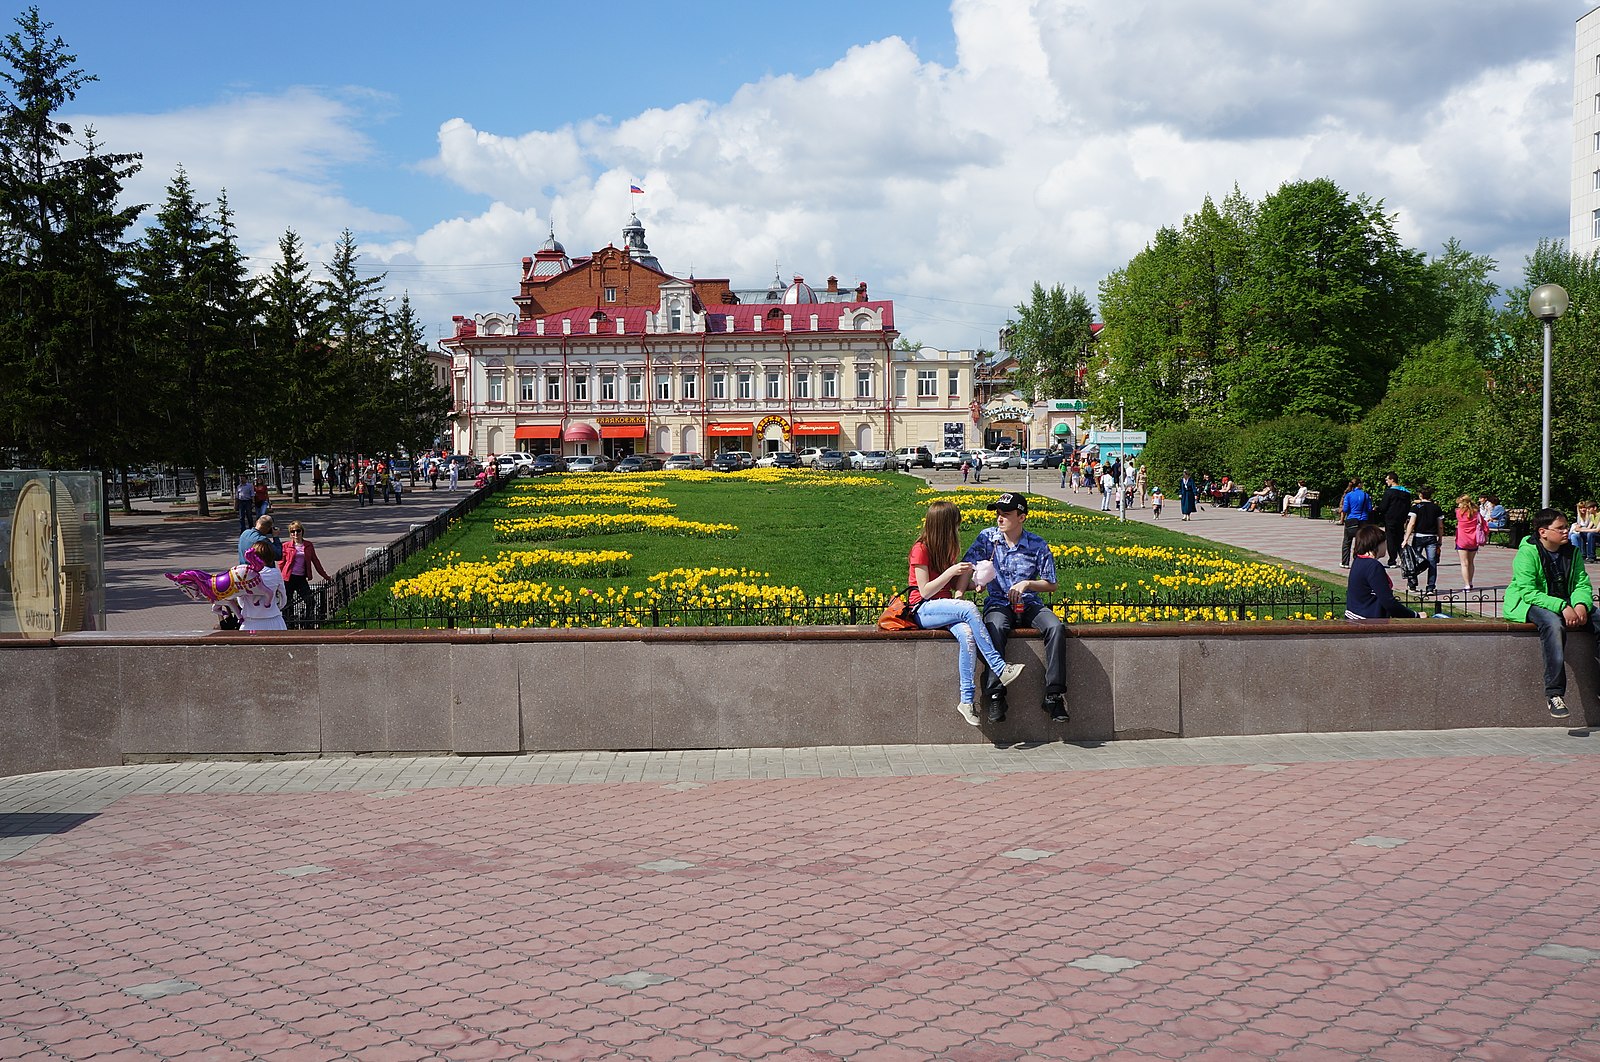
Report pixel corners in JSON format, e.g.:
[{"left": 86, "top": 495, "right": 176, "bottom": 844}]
[
  {"left": 1, "top": 731, "right": 1596, "bottom": 1059},
  {"left": 101, "top": 483, "right": 469, "bottom": 631}
]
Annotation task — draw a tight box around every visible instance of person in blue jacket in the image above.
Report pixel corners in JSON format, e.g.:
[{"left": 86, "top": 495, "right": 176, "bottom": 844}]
[
  {"left": 1339, "top": 478, "right": 1372, "bottom": 568},
  {"left": 1345, "top": 525, "right": 1416, "bottom": 620}
]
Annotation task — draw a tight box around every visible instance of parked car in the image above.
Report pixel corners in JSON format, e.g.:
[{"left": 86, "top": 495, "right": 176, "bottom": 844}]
[
  {"left": 770, "top": 451, "right": 801, "bottom": 469},
  {"left": 816, "top": 449, "right": 848, "bottom": 471},
  {"left": 567, "top": 454, "right": 611, "bottom": 473},
  {"left": 510, "top": 452, "right": 534, "bottom": 471},
  {"left": 1020, "top": 448, "right": 1055, "bottom": 469},
  {"left": 493, "top": 454, "right": 519, "bottom": 477},
  {"left": 710, "top": 451, "right": 744, "bottom": 472},
  {"left": 894, "top": 446, "right": 934, "bottom": 470},
  {"left": 857, "top": 450, "right": 891, "bottom": 471},
  {"left": 932, "top": 449, "right": 966, "bottom": 469},
  {"left": 531, "top": 453, "right": 567, "bottom": 474},
  {"left": 614, "top": 453, "right": 662, "bottom": 473},
  {"left": 663, "top": 453, "right": 705, "bottom": 470},
  {"left": 844, "top": 450, "right": 867, "bottom": 469},
  {"left": 797, "top": 446, "right": 828, "bottom": 468}
]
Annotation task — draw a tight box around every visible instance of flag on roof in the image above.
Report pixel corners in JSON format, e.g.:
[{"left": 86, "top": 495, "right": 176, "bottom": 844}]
[{"left": 629, "top": 183, "right": 643, "bottom": 194}]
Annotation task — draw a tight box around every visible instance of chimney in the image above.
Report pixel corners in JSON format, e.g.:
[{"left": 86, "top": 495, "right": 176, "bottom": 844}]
[{"left": 827, "top": 276, "right": 839, "bottom": 293}]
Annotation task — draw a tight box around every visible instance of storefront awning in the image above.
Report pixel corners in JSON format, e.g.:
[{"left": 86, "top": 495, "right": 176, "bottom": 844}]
[
  {"left": 707, "top": 422, "right": 755, "bottom": 437},
  {"left": 514, "top": 425, "right": 561, "bottom": 440},
  {"left": 791, "top": 420, "right": 841, "bottom": 434},
  {"left": 563, "top": 423, "right": 599, "bottom": 442},
  {"left": 600, "top": 425, "right": 646, "bottom": 439},
  {"left": 1052, "top": 423, "right": 1072, "bottom": 436}
]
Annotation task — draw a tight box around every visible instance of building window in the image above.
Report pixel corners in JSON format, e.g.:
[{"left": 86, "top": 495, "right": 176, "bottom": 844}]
[
  {"left": 795, "top": 373, "right": 810, "bottom": 400},
  {"left": 711, "top": 372, "right": 727, "bottom": 400},
  {"left": 519, "top": 374, "right": 537, "bottom": 403},
  {"left": 1593, "top": 208, "right": 1600, "bottom": 240},
  {"left": 604, "top": 286, "right": 617, "bottom": 303},
  {"left": 894, "top": 369, "right": 907, "bottom": 399},
  {"left": 573, "top": 374, "right": 589, "bottom": 401},
  {"left": 856, "top": 369, "right": 872, "bottom": 399},
  {"left": 765, "top": 371, "right": 781, "bottom": 400},
  {"left": 655, "top": 373, "right": 671, "bottom": 401},
  {"left": 627, "top": 373, "right": 643, "bottom": 401},
  {"left": 822, "top": 370, "right": 838, "bottom": 399},
  {"left": 948, "top": 369, "right": 960, "bottom": 398},
  {"left": 737, "top": 372, "right": 754, "bottom": 400},
  {"left": 917, "top": 370, "right": 938, "bottom": 397},
  {"left": 487, "top": 376, "right": 505, "bottom": 403},
  {"left": 601, "top": 373, "right": 617, "bottom": 402},
  {"left": 669, "top": 299, "right": 683, "bottom": 331},
  {"left": 545, "top": 374, "right": 561, "bottom": 402},
  {"left": 681, "top": 372, "right": 697, "bottom": 400},
  {"left": 1594, "top": 130, "right": 1599, "bottom": 154}
]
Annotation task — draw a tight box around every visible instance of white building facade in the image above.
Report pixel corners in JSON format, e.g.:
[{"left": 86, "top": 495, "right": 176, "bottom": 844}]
[{"left": 1572, "top": 7, "right": 1600, "bottom": 255}]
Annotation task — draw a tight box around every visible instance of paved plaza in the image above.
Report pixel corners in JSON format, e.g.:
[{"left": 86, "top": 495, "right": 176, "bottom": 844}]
[
  {"left": 8, "top": 472, "right": 1591, "bottom": 1058},
  {"left": 3, "top": 732, "right": 1598, "bottom": 1060}
]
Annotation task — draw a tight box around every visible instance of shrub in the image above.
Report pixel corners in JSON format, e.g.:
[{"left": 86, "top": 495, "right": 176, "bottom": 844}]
[
  {"left": 1139, "top": 421, "right": 1236, "bottom": 493},
  {"left": 1227, "top": 416, "right": 1349, "bottom": 497}
]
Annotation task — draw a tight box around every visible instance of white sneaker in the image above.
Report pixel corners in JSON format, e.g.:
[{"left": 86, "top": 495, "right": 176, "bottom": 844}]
[
  {"left": 998, "top": 662, "right": 1025, "bottom": 687},
  {"left": 1548, "top": 695, "right": 1570, "bottom": 719},
  {"left": 957, "top": 702, "right": 980, "bottom": 726}
]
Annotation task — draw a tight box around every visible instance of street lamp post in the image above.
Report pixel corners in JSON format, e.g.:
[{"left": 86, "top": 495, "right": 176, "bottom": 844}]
[
  {"left": 1118, "top": 397, "right": 1126, "bottom": 523},
  {"left": 1528, "top": 284, "right": 1569, "bottom": 510}
]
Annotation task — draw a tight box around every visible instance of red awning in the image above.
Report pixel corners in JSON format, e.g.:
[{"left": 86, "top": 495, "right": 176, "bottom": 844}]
[
  {"left": 791, "top": 421, "right": 841, "bottom": 434},
  {"left": 514, "top": 425, "right": 561, "bottom": 440},
  {"left": 600, "top": 425, "right": 646, "bottom": 439},
  {"left": 563, "top": 423, "right": 599, "bottom": 442},
  {"left": 707, "top": 422, "right": 755, "bottom": 437}
]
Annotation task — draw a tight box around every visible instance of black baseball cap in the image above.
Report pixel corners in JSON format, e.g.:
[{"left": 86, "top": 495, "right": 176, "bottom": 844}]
[{"left": 988, "top": 492, "right": 1028, "bottom": 514}]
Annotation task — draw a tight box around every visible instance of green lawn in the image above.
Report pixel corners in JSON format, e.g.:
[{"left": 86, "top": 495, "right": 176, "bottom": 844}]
[{"left": 342, "top": 470, "right": 1348, "bottom": 627}]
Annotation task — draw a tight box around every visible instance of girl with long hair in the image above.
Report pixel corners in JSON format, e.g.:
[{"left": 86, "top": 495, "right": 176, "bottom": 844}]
[
  {"left": 908, "top": 500, "right": 1025, "bottom": 725},
  {"left": 1455, "top": 494, "right": 1485, "bottom": 590}
]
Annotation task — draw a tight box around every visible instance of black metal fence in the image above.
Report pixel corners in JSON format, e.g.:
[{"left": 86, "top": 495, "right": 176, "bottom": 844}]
[
  {"left": 283, "top": 480, "right": 504, "bottom": 629},
  {"left": 310, "top": 582, "right": 1507, "bottom": 631}
]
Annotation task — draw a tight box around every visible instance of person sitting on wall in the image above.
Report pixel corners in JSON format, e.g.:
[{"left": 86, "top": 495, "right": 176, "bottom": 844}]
[
  {"left": 1503, "top": 507, "right": 1597, "bottom": 720},
  {"left": 1345, "top": 524, "right": 1417, "bottom": 621}
]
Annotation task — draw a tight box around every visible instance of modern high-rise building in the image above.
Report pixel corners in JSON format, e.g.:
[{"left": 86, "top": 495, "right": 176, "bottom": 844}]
[{"left": 1571, "top": 7, "right": 1600, "bottom": 253}]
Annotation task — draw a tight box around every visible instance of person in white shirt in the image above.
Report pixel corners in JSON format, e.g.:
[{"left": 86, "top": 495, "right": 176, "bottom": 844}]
[{"left": 236, "top": 542, "right": 288, "bottom": 631}]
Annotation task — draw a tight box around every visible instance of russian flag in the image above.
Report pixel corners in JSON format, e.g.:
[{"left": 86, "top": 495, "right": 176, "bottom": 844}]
[{"left": 629, "top": 183, "right": 643, "bottom": 194}]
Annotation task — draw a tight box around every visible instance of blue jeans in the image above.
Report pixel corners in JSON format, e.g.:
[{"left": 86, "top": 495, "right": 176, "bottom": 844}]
[
  {"left": 1525, "top": 605, "right": 1600, "bottom": 699},
  {"left": 915, "top": 598, "right": 1009, "bottom": 704},
  {"left": 1411, "top": 535, "right": 1439, "bottom": 592},
  {"left": 1579, "top": 531, "right": 1598, "bottom": 562}
]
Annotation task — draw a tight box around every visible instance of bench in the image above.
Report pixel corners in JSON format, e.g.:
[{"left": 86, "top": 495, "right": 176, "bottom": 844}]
[
  {"left": 1283, "top": 490, "right": 1323, "bottom": 519},
  {"left": 1489, "top": 508, "right": 1529, "bottom": 548}
]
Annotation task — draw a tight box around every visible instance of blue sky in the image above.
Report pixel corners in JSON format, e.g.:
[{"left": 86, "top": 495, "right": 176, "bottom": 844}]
[{"left": 35, "top": 1, "right": 1593, "bottom": 348}]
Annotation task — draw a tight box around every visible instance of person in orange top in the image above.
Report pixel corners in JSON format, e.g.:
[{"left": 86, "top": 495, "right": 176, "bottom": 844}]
[{"left": 278, "top": 520, "right": 332, "bottom": 621}]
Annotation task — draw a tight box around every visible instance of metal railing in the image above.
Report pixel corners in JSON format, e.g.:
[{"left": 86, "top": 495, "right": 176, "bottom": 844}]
[{"left": 306, "top": 583, "right": 1507, "bottom": 631}]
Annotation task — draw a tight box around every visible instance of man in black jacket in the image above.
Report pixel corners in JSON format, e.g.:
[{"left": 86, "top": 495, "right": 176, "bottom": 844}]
[{"left": 1376, "top": 472, "right": 1412, "bottom": 568}]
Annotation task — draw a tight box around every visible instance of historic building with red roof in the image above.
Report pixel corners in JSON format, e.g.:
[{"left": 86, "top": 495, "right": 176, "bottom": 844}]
[{"left": 440, "top": 214, "right": 981, "bottom": 460}]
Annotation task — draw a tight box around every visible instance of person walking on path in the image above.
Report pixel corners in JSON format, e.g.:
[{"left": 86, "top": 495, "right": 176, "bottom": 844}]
[
  {"left": 278, "top": 520, "right": 332, "bottom": 622},
  {"left": 1376, "top": 472, "right": 1412, "bottom": 568},
  {"left": 1059, "top": 454, "right": 1069, "bottom": 490},
  {"left": 447, "top": 461, "right": 460, "bottom": 492},
  {"left": 1339, "top": 478, "right": 1373, "bottom": 568},
  {"left": 962, "top": 492, "right": 1070, "bottom": 726},
  {"left": 1178, "top": 471, "right": 1199, "bottom": 522},
  {"left": 1455, "top": 494, "right": 1487, "bottom": 590},
  {"left": 1402, "top": 486, "right": 1445, "bottom": 594},
  {"left": 1503, "top": 508, "right": 1597, "bottom": 719},
  {"left": 906, "top": 500, "right": 1026, "bottom": 727},
  {"left": 234, "top": 477, "right": 255, "bottom": 532},
  {"left": 392, "top": 473, "right": 404, "bottom": 505}
]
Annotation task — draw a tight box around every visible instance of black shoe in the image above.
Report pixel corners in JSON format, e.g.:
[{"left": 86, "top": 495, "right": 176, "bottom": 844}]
[
  {"left": 985, "top": 697, "right": 1007, "bottom": 723},
  {"left": 1044, "top": 695, "right": 1069, "bottom": 723}
]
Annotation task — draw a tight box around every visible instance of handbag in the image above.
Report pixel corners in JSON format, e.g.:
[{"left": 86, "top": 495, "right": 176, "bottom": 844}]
[
  {"left": 1471, "top": 517, "right": 1488, "bottom": 549},
  {"left": 1399, "top": 543, "right": 1427, "bottom": 580},
  {"left": 877, "top": 587, "right": 920, "bottom": 631}
]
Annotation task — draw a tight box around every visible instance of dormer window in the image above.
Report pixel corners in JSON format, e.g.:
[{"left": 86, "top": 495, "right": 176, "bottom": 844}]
[{"left": 604, "top": 286, "right": 617, "bottom": 303}]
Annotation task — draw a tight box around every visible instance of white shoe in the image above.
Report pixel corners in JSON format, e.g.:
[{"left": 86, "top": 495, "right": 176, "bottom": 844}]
[
  {"left": 957, "top": 702, "right": 980, "bottom": 726},
  {"left": 998, "top": 662, "right": 1025, "bottom": 687}
]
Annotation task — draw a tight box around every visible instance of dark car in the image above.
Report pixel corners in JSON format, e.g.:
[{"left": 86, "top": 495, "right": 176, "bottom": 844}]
[
  {"left": 770, "top": 451, "right": 801, "bottom": 469},
  {"left": 614, "top": 453, "right": 663, "bottom": 473},
  {"left": 816, "top": 449, "right": 848, "bottom": 470},
  {"left": 531, "top": 453, "right": 567, "bottom": 474},
  {"left": 710, "top": 451, "right": 744, "bottom": 472}
]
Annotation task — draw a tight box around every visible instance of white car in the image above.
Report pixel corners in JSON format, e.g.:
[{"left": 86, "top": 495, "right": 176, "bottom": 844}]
[
  {"left": 797, "top": 446, "right": 827, "bottom": 467},
  {"left": 932, "top": 449, "right": 965, "bottom": 469},
  {"left": 845, "top": 450, "right": 867, "bottom": 469},
  {"left": 970, "top": 448, "right": 1009, "bottom": 469}
]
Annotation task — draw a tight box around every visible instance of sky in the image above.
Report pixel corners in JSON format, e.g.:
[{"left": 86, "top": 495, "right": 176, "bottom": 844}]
[{"left": 33, "top": 0, "right": 1593, "bottom": 350}]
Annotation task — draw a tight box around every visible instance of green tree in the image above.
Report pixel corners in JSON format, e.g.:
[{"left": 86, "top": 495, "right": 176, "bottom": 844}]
[
  {"left": 1004, "top": 282, "right": 1095, "bottom": 402},
  {"left": 1229, "top": 416, "right": 1350, "bottom": 499},
  {"left": 0, "top": 8, "right": 143, "bottom": 482},
  {"left": 386, "top": 294, "right": 450, "bottom": 474},
  {"left": 259, "top": 228, "right": 329, "bottom": 501},
  {"left": 318, "top": 229, "right": 388, "bottom": 455}
]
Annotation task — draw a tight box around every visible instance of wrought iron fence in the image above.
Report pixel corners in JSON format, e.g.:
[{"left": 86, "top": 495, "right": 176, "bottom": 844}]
[
  {"left": 305, "top": 582, "right": 1507, "bottom": 631},
  {"left": 283, "top": 479, "right": 505, "bottom": 629}
]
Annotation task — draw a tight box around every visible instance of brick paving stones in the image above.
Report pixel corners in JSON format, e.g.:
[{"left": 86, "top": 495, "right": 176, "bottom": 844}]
[{"left": 1, "top": 733, "right": 1598, "bottom": 1058}]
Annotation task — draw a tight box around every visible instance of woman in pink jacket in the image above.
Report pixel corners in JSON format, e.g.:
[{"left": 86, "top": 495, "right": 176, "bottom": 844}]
[
  {"left": 1454, "top": 494, "right": 1487, "bottom": 591},
  {"left": 278, "top": 520, "right": 332, "bottom": 622}
]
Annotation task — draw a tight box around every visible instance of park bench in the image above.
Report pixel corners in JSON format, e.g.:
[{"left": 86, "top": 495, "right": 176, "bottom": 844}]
[{"left": 1283, "top": 490, "right": 1322, "bottom": 519}]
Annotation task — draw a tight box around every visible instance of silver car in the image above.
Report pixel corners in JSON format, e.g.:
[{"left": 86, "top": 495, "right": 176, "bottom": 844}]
[{"left": 857, "top": 450, "right": 890, "bottom": 471}]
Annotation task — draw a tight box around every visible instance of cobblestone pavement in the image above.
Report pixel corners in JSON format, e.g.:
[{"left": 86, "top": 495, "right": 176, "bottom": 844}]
[{"left": 3, "top": 731, "right": 1598, "bottom": 1060}]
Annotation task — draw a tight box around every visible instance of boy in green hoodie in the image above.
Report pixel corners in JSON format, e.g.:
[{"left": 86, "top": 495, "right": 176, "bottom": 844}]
[{"left": 1503, "top": 508, "right": 1597, "bottom": 719}]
